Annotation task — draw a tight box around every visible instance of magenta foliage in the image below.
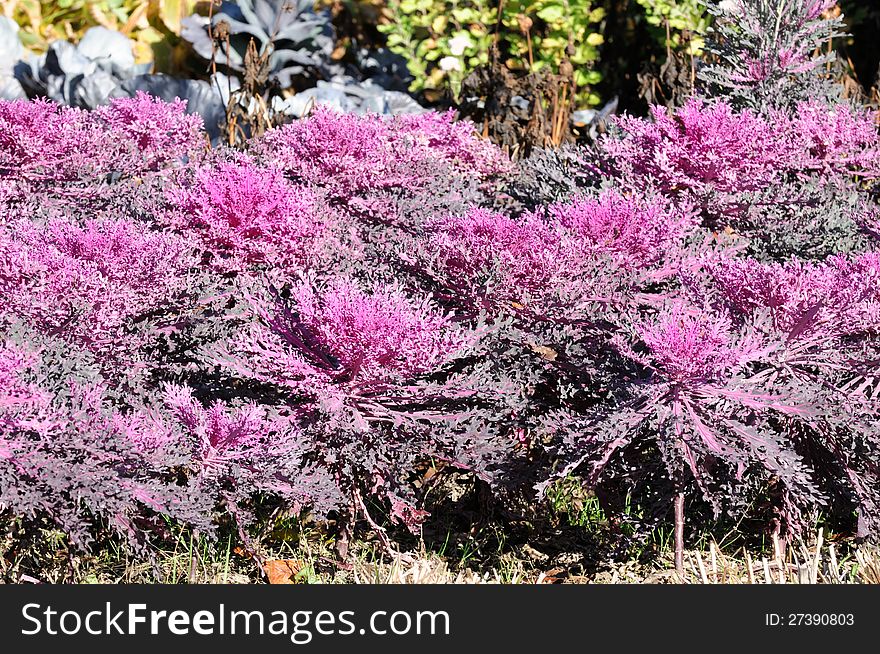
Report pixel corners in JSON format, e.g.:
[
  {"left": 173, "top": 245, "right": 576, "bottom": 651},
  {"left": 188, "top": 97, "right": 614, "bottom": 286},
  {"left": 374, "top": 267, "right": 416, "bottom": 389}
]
[
  {"left": 0, "top": 94, "right": 203, "bottom": 186},
  {"left": 605, "top": 99, "right": 880, "bottom": 195},
  {"left": 428, "top": 190, "right": 691, "bottom": 315},
  {"left": 634, "top": 302, "right": 740, "bottom": 386},
  {"left": 232, "top": 279, "right": 470, "bottom": 398},
  {"left": 252, "top": 106, "right": 508, "bottom": 202},
  {"left": 0, "top": 179, "right": 14, "bottom": 207},
  {"left": 0, "top": 343, "right": 46, "bottom": 472},
  {"left": 206, "top": 278, "right": 480, "bottom": 536},
  {"left": 737, "top": 0, "right": 838, "bottom": 82},
  {"left": 0, "top": 99, "right": 108, "bottom": 182},
  {"left": 0, "top": 343, "right": 49, "bottom": 436},
  {"left": 94, "top": 92, "right": 205, "bottom": 172},
  {"left": 604, "top": 99, "right": 789, "bottom": 196},
  {"left": 109, "top": 409, "right": 179, "bottom": 461},
  {"left": 0, "top": 217, "right": 196, "bottom": 356},
  {"left": 791, "top": 101, "right": 880, "bottom": 178},
  {"left": 602, "top": 97, "right": 880, "bottom": 253},
  {"left": 395, "top": 110, "right": 511, "bottom": 176},
  {"left": 0, "top": 336, "right": 213, "bottom": 549},
  {"left": 0, "top": 339, "right": 73, "bottom": 442},
  {"left": 543, "top": 189, "right": 695, "bottom": 264},
  {"left": 701, "top": 1, "right": 846, "bottom": 110},
  {"left": 0, "top": 330, "right": 300, "bottom": 549},
  {"left": 604, "top": 251, "right": 880, "bottom": 534},
  {"left": 3, "top": 66, "right": 879, "bottom": 556},
  {"left": 254, "top": 107, "right": 404, "bottom": 197},
  {"left": 165, "top": 154, "right": 333, "bottom": 270},
  {"left": 706, "top": 252, "right": 880, "bottom": 336},
  {"left": 161, "top": 384, "right": 295, "bottom": 473},
  {"left": 427, "top": 207, "right": 569, "bottom": 309}
]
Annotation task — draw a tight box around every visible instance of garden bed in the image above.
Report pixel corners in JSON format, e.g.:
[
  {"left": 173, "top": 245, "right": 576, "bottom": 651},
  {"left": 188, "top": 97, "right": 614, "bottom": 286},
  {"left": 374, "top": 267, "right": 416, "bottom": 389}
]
[{"left": 1, "top": 1, "right": 879, "bottom": 584}]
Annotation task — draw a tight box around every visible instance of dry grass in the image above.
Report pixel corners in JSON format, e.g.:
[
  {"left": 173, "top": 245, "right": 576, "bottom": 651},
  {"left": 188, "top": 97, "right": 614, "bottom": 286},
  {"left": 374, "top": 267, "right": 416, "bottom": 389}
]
[
  {"left": 307, "top": 534, "right": 880, "bottom": 584},
  {"left": 591, "top": 530, "right": 880, "bottom": 585},
  {"left": 349, "top": 556, "right": 529, "bottom": 584},
  {"left": 4, "top": 520, "right": 878, "bottom": 585}
]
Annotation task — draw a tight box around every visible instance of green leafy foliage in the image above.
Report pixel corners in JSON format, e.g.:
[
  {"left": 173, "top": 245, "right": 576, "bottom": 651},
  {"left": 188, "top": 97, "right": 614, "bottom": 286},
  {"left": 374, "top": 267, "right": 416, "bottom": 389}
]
[
  {"left": 2, "top": 0, "right": 196, "bottom": 62},
  {"left": 635, "top": 0, "right": 711, "bottom": 54},
  {"left": 378, "top": 0, "right": 605, "bottom": 105}
]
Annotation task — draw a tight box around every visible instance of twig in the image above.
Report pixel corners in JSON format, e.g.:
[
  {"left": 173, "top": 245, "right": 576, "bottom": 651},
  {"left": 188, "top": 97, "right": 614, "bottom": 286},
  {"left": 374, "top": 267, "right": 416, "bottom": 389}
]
[
  {"left": 811, "top": 528, "right": 824, "bottom": 584},
  {"left": 352, "top": 488, "right": 414, "bottom": 564},
  {"left": 695, "top": 550, "right": 710, "bottom": 584},
  {"left": 773, "top": 532, "right": 786, "bottom": 584},
  {"left": 710, "top": 541, "right": 718, "bottom": 584},
  {"left": 673, "top": 491, "right": 685, "bottom": 578},
  {"left": 744, "top": 548, "right": 756, "bottom": 584}
]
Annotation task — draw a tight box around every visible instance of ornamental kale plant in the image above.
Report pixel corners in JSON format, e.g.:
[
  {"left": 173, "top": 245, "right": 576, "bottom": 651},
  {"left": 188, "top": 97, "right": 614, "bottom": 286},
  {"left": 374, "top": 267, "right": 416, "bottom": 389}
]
[
  {"left": 603, "top": 99, "right": 791, "bottom": 199},
  {"left": 0, "top": 99, "right": 115, "bottom": 184},
  {"left": 596, "top": 1, "right": 880, "bottom": 266},
  {"left": 0, "top": 326, "right": 213, "bottom": 551},
  {"left": 603, "top": 98, "right": 880, "bottom": 202},
  {"left": 164, "top": 153, "right": 335, "bottom": 272},
  {"left": 222, "top": 278, "right": 472, "bottom": 398},
  {"left": 699, "top": 0, "right": 846, "bottom": 110},
  {"left": 1, "top": 0, "right": 880, "bottom": 571},
  {"left": 600, "top": 96, "right": 880, "bottom": 259},
  {"left": 0, "top": 93, "right": 204, "bottom": 188},
  {"left": 529, "top": 1, "right": 880, "bottom": 571},
  {"left": 0, "top": 90, "right": 515, "bottom": 556},
  {"left": 704, "top": 253, "right": 880, "bottom": 338},
  {"left": 0, "top": 216, "right": 197, "bottom": 368},
  {"left": 425, "top": 190, "right": 694, "bottom": 319},
  {"left": 205, "top": 277, "right": 492, "bottom": 543},
  {"left": 250, "top": 106, "right": 508, "bottom": 227},
  {"left": 542, "top": 263, "right": 880, "bottom": 565},
  {"left": 154, "top": 384, "right": 312, "bottom": 531}
]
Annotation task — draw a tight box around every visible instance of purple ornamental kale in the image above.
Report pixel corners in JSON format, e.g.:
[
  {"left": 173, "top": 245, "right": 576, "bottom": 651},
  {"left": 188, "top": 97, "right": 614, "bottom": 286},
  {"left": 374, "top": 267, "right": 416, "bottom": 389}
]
[
  {"left": 165, "top": 153, "right": 335, "bottom": 271},
  {"left": 250, "top": 107, "right": 508, "bottom": 210},
  {"left": 0, "top": 217, "right": 197, "bottom": 361},
  {"left": 426, "top": 190, "right": 693, "bottom": 318},
  {"left": 706, "top": 252, "right": 880, "bottom": 336},
  {"left": 0, "top": 336, "right": 214, "bottom": 551},
  {"left": 0, "top": 99, "right": 108, "bottom": 183},
  {"left": 226, "top": 278, "right": 471, "bottom": 400},
  {"left": 93, "top": 91, "right": 206, "bottom": 172},
  {"left": 791, "top": 101, "right": 880, "bottom": 178},
  {"left": 603, "top": 99, "right": 791, "bottom": 198}
]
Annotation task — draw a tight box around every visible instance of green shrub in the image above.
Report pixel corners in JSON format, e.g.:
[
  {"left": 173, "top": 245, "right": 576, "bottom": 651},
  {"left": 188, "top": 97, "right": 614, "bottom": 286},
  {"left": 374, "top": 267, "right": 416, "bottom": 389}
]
[
  {"left": 635, "top": 0, "right": 711, "bottom": 55},
  {"left": 378, "top": 0, "right": 605, "bottom": 106}
]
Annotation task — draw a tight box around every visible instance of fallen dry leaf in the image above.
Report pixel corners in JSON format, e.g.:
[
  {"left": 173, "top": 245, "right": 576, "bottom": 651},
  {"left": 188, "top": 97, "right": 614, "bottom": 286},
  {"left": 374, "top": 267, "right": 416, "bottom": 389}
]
[{"left": 264, "top": 559, "right": 305, "bottom": 585}]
